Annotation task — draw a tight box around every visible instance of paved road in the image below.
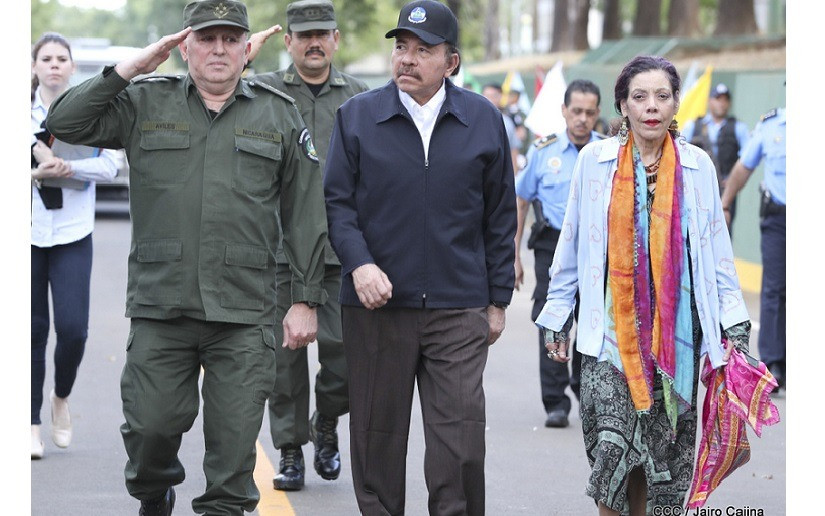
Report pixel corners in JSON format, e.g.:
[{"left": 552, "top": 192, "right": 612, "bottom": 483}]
[{"left": 30, "top": 214, "right": 785, "bottom": 515}]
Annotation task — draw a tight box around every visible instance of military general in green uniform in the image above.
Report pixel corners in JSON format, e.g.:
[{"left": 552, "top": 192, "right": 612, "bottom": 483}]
[
  {"left": 246, "top": 0, "right": 369, "bottom": 491},
  {"left": 46, "top": 1, "right": 328, "bottom": 514}
]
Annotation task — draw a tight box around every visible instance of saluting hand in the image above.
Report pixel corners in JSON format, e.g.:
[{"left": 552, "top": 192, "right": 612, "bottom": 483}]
[
  {"left": 282, "top": 302, "right": 318, "bottom": 350},
  {"left": 247, "top": 25, "right": 283, "bottom": 64},
  {"left": 352, "top": 263, "right": 393, "bottom": 310},
  {"left": 115, "top": 27, "right": 193, "bottom": 81}
]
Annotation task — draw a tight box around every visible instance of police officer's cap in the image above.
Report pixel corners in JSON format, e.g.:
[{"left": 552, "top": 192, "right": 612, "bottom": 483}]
[
  {"left": 385, "top": 0, "right": 458, "bottom": 46},
  {"left": 710, "top": 83, "right": 731, "bottom": 100},
  {"left": 183, "top": 0, "right": 250, "bottom": 32},
  {"left": 287, "top": 0, "right": 337, "bottom": 33}
]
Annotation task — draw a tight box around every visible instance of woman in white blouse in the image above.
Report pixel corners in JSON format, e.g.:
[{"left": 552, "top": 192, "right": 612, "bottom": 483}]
[{"left": 31, "top": 32, "right": 119, "bottom": 459}]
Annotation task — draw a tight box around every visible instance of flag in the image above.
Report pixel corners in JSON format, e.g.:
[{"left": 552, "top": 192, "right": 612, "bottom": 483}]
[
  {"left": 500, "top": 70, "right": 514, "bottom": 108},
  {"left": 500, "top": 70, "right": 532, "bottom": 113},
  {"left": 524, "top": 61, "right": 567, "bottom": 138},
  {"left": 454, "top": 68, "right": 480, "bottom": 93},
  {"left": 534, "top": 65, "right": 545, "bottom": 100},
  {"left": 675, "top": 65, "right": 713, "bottom": 127},
  {"left": 680, "top": 61, "right": 702, "bottom": 98}
]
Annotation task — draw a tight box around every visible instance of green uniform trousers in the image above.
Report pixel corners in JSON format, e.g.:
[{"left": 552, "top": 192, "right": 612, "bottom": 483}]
[
  {"left": 120, "top": 317, "right": 276, "bottom": 515},
  {"left": 268, "top": 263, "right": 348, "bottom": 449}
]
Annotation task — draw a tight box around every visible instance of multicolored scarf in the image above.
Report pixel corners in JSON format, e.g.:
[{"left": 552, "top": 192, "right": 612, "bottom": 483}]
[
  {"left": 603, "top": 131, "right": 694, "bottom": 431},
  {"left": 687, "top": 347, "right": 780, "bottom": 508}
]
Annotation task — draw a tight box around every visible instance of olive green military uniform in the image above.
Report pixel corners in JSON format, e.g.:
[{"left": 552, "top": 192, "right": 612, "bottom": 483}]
[
  {"left": 254, "top": 63, "right": 368, "bottom": 449},
  {"left": 47, "top": 66, "right": 327, "bottom": 513}
]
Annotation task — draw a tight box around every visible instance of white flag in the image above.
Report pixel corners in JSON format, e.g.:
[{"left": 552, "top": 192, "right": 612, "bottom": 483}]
[{"left": 524, "top": 61, "right": 567, "bottom": 138}]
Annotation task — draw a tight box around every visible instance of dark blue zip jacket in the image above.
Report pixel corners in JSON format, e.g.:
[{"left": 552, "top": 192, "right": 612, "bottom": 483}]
[{"left": 324, "top": 79, "right": 516, "bottom": 309}]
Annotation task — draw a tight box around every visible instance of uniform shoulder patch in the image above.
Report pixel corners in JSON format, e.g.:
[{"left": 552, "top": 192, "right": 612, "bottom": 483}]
[
  {"left": 134, "top": 74, "right": 184, "bottom": 83},
  {"left": 298, "top": 128, "right": 319, "bottom": 163},
  {"left": 247, "top": 80, "right": 296, "bottom": 104},
  {"left": 760, "top": 108, "right": 778, "bottom": 121},
  {"left": 533, "top": 133, "right": 558, "bottom": 150}
]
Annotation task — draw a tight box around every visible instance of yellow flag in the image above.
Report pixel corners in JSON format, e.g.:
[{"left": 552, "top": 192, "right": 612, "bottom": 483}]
[
  {"left": 500, "top": 71, "right": 514, "bottom": 108},
  {"left": 675, "top": 66, "right": 713, "bottom": 127}
]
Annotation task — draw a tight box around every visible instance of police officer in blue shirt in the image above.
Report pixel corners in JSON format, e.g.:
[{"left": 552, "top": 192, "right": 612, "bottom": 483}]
[
  {"left": 682, "top": 83, "right": 750, "bottom": 226},
  {"left": 721, "top": 106, "right": 786, "bottom": 390},
  {"left": 514, "top": 79, "right": 605, "bottom": 428}
]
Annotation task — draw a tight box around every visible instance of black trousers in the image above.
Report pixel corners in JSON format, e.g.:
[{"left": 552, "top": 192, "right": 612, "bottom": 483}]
[
  {"left": 532, "top": 234, "right": 581, "bottom": 415},
  {"left": 758, "top": 212, "right": 786, "bottom": 368},
  {"left": 343, "top": 306, "right": 489, "bottom": 516},
  {"left": 31, "top": 234, "right": 93, "bottom": 425}
]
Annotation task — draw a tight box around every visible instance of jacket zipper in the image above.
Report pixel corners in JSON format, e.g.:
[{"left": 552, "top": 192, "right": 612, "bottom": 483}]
[{"left": 422, "top": 155, "right": 429, "bottom": 308}]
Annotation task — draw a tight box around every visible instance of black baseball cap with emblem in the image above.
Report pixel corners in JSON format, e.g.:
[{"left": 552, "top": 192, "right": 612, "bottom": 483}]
[
  {"left": 385, "top": 0, "right": 458, "bottom": 46},
  {"left": 287, "top": 0, "right": 337, "bottom": 32},
  {"left": 183, "top": 0, "right": 250, "bottom": 32}
]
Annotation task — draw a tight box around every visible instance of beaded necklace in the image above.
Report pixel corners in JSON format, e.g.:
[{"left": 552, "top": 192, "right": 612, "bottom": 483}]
[{"left": 645, "top": 155, "right": 662, "bottom": 185}]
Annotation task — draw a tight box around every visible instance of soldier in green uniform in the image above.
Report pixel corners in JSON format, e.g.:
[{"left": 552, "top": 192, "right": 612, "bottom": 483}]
[
  {"left": 46, "top": 1, "right": 328, "bottom": 514},
  {"left": 246, "top": 0, "right": 369, "bottom": 491}
]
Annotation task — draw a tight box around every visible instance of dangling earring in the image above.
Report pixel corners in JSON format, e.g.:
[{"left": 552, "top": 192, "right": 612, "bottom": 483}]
[
  {"left": 618, "top": 117, "right": 629, "bottom": 146},
  {"left": 668, "top": 118, "right": 679, "bottom": 134}
]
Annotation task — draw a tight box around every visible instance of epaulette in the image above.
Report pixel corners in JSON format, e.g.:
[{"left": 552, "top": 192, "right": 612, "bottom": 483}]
[
  {"left": 133, "top": 74, "right": 184, "bottom": 83},
  {"left": 594, "top": 132, "right": 608, "bottom": 140},
  {"left": 760, "top": 108, "right": 778, "bottom": 122},
  {"left": 533, "top": 133, "right": 558, "bottom": 150},
  {"left": 247, "top": 80, "right": 296, "bottom": 104}
]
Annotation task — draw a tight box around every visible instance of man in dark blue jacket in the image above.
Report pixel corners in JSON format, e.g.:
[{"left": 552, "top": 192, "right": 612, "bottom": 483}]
[{"left": 323, "top": 1, "right": 516, "bottom": 513}]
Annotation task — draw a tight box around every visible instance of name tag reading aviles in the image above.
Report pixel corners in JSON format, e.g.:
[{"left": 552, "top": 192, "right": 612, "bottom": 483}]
[{"left": 141, "top": 121, "right": 190, "bottom": 132}]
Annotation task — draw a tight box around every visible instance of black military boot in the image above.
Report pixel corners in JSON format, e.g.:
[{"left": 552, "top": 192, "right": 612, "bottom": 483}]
[
  {"left": 273, "top": 446, "right": 305, "bottom": 491},
  {"left": 139, "top": 487, "right": 175, "bottom": 516},
  {"left": 310, "top": 411, "right": 341, "bottom": 480}
]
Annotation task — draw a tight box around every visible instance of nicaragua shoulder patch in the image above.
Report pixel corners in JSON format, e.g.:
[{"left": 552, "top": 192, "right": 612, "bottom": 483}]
[{"left": 298, "top": 128, "right": 319, "bottom": 163}]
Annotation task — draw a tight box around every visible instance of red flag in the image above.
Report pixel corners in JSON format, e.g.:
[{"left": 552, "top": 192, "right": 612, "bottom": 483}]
[{"left": 534, "top": 66, "right": 545, "bottom": 99}]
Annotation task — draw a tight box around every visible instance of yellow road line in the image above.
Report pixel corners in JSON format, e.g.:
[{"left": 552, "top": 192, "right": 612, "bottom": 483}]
[
  {"left": 254, "top": 441, "right": 295, "bottom": 516},
  {"left": 734, "top": 258, "right": 762, "bottom": 294}
]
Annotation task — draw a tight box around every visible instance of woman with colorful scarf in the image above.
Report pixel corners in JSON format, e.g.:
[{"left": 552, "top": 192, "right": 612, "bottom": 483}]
[{"left": 535, "top": 55, "right": 751, "bottom": 515}]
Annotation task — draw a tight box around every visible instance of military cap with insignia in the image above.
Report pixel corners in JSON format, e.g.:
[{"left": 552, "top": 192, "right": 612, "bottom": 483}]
[
  {"left": 183, "top": 0, "right": 250, "bottom": 32},
  {"left": 287, "top": 0, "right": 337, "bottom": 32}
]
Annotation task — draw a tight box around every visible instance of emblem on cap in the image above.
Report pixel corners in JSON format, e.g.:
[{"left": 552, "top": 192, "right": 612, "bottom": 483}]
[
  {"left": 214, "top": 1, "right": 229, "bottom": 18},
  {"left": 408, "top": 7, "right": 427, "bottom": 23}
]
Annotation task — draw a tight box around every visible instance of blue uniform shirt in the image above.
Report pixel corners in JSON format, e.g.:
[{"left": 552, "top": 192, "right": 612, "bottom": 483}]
[
  {"left": 682, "top": 113, "right": 750, "bottom": 159},
  {"left": 516, "top": 130, "right": 602, "bottom": 229},
  {"left": 740, "top": 108, "right": 786, "bottom": 205}
]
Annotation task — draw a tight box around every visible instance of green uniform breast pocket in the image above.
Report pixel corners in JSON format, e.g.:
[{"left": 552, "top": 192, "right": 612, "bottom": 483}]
[
  {"left": 135, "top": 239, "right": 182, "bottom": 306},
  {"left": 221, "top": 244, "right": 269, "bottom": 310},
  {"left": 137, "top": 129, "right": 192, "bottom": 186},
  {"left": 233, "top": 132, "right": 281, "bottom": 195}
]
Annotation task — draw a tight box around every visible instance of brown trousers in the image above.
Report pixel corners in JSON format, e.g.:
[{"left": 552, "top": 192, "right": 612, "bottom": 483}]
[{"left": 342, "top": 306, "right": 490, "bottom": 516}]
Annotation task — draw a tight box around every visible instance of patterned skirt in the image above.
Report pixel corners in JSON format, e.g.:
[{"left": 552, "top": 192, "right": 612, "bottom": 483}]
[{"left": 579, "top": 325, "right": 702, "bottom": 514}]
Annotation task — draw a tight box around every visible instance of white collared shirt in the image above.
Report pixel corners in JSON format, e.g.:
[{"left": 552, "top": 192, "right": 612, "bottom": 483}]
[
  {"left": 398, "top": 81, "right": 446, "bottom": 161},
  {"left": 31, "top": 87, "right": 120, "bottom": 247}
]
